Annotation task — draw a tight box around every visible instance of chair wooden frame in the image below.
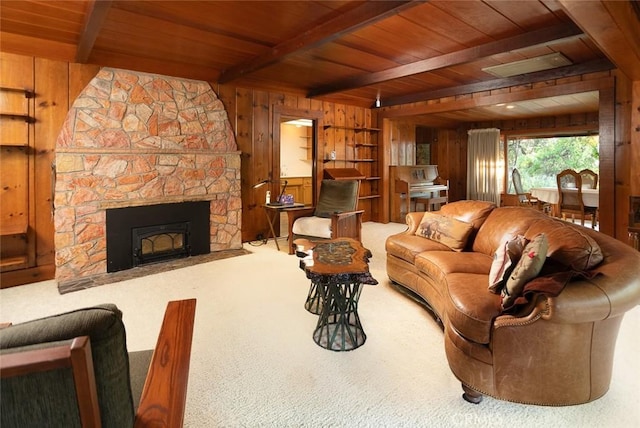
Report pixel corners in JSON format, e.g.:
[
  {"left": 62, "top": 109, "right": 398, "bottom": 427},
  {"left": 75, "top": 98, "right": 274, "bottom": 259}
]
[
  {"left": 286, "top": 179, "right": 363, "bottom": 255},
  {"left": 0, "top": 299, "right": 196, "bottom": 428},
  {"left": 579, "top": 168, "right": 598, "bottom": 189},
  {"left": 512, "top": 168, "right": 551, "bottom": 214},
  {"left": 556, "top": 169, "right": 597, "bottom": 228}
]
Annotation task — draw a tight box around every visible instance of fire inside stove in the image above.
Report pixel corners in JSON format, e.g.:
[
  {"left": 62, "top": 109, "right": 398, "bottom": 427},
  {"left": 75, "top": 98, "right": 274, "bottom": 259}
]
[{"left": 132, "top": 222, "right": 190, "bottom": 267}]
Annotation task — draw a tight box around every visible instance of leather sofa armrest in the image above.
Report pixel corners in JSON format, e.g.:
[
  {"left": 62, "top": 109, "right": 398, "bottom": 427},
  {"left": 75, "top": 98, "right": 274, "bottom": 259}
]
[
  {"left": 134, "top": 299, "right": 196, "bottom": 428},
  {"left": 405, "top": 212, "right": 424, "bottom": 235}
]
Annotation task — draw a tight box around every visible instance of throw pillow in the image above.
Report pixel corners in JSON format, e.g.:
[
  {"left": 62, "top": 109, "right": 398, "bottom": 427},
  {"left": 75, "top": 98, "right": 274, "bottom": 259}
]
[
  {"left": 501, "top": 233, "right": 549, "bottom": 310},
  {"left": 488, "top": 235, "right": 528, "bottom": 294},
  {"left": 414, "top": 212, "right": 473, "bottom": 251}
]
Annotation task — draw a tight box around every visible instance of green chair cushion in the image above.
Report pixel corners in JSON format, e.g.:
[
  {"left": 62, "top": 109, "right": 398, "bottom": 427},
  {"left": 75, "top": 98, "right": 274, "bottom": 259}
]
[{"left": 314, "top": 179, "right": 359, "bottom": 218}]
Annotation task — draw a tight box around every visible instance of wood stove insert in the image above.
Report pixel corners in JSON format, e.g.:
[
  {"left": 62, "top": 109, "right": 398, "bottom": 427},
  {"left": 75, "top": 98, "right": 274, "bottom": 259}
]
[{"left": 106, "top": 201, "right": 210, "bottom": 273}]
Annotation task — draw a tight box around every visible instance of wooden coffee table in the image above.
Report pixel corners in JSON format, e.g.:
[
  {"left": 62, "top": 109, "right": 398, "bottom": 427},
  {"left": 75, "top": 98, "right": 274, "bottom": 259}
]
[{"left": 295, "top": 238, "right": 377, "bottom": 351}]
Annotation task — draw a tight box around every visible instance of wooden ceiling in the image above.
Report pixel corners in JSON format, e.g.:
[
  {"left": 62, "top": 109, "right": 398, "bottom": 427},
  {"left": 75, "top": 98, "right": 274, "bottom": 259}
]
[{"left": 1, "top": 0, "right": 638, "bottom": 123}]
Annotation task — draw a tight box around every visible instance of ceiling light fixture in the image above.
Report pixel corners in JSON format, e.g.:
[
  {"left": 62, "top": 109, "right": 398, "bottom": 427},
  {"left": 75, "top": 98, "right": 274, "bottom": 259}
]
[
  {"left": 375, "top": 95, "right": 381, "bottom": 108},
  {"left": 482, "top": 52, "right": 572, "bottom": 78}
]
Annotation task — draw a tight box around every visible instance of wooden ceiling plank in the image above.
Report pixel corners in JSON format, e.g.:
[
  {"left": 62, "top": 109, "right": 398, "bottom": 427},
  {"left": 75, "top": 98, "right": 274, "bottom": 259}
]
[
  {"left": 309, "top": 22, "right": 584, "bottom": 98},
  {"left": 76, "top": 0, "right": 113, "bottom": 63},
  {"left": 218, "top": 0, "right": 424, "bottom": 84},
  {"left": 558, "top": 0, "right": 640, "bottom": 80},
  {"left": 379, "top": 58, "right": 613, "bottom": 107}
]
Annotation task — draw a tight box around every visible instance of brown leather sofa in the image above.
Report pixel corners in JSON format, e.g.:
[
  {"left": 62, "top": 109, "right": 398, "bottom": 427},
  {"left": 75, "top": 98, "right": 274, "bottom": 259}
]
[{"left": 386, "top": 200, "right": 640, "bottom": 405}]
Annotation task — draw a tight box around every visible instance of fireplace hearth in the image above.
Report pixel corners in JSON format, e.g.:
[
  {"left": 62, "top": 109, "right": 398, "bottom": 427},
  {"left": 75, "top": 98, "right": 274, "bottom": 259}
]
[{"left": 106, "top": 201, "right": 210, "bottom": 273}]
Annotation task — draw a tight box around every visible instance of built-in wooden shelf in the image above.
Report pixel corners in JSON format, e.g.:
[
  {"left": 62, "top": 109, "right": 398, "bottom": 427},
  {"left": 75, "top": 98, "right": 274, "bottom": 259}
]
[
  {"left": 0, "top": 113, "right": 35, "bottom": 123},
  {"left": 355, "top": 143, "right": 377, "bottom": 147},
  {"left": 323, "top": 125, "right": 380, "bottom": 132},
  {"left": 0, "top": 255, "right": 29, "bottom": 272},
  {"left": 358, "top": 195, "right": 380, "bottom": 200},
  {"left": 0, "top": 87, "right": 35, "bottom": 98},
  {"left": 0, "top": 222, "right": 28, "bottom": 237}
]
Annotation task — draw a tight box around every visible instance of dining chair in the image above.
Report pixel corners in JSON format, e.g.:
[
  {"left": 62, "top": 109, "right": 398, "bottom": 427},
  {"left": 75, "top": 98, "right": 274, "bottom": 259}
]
[
  {"left": 556, "top": 169, "right": 597, "bottom": 228},
  {"left": 512, "top": 168, "right": 550, "bottom": 213},
  {"left": 579, "top": 169, "right": 598, "bottom": 189}
]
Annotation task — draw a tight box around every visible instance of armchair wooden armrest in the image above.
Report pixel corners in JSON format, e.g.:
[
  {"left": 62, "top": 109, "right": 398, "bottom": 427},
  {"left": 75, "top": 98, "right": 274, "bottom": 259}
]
[
  {"left": 331, "top": 209, "right": 364, "bottom": 242},
  {"left": 135, "top": 298, "right": 196, "bottom": 427}
]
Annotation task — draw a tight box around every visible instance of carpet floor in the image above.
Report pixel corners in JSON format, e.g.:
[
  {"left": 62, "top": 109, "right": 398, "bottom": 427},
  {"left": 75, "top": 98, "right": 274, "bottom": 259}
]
[{"left": 1, "top": 221, "right": 638, "bottom": 427}]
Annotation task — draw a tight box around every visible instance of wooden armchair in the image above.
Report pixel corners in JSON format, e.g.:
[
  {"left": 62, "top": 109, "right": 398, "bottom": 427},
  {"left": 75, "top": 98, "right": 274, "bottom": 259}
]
[
  {"left": 286, "top": 179, "right": 363, "bottom": 254},
  {"left": 512, "top": 168, "right": 550, "bottom": 213},
  {"left": 0, "top": 299, "right": 196, "bottom": 428}
]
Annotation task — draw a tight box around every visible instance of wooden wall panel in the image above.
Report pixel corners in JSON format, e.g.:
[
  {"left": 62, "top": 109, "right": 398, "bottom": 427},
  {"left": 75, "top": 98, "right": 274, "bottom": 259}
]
[{"left": 34, "top": 58, "right": 68, "bottom": 266}]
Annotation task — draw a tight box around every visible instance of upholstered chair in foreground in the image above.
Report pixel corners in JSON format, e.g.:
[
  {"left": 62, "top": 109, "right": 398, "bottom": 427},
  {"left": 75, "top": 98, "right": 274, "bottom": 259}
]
[{"left": 0, "top": 299, "right": 196, "bottom": 428}]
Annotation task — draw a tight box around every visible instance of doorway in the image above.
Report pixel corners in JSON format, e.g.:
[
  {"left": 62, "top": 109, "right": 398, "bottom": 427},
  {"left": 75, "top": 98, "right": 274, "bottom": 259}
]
[{"left": 272, "top": 106, "right": 323, "bottom": 239}]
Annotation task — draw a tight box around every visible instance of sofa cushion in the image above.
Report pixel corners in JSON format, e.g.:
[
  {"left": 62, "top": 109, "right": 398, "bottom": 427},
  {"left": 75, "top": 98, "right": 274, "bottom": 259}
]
[
  {"left": 524, "top": 217, "right": 603, "bottom": 271},
  {"left": 0, "top": 304, "right": 135, "bottom": 427},
  {"left": 416, "top": 251, "right": 492, "bottom": 286},
  {"left": 415, "top": 212, "right": 473, "bottom": 251},
  {"left": 488, "top": 235, "right": 527, "bottom": 294},
  {"left": 472, "top": 207, "right": 546, "bottom": 257},
  {"left": 501, "top": 233, "right": 549, "bottom": 310},
  {"left": 386, "top": 233, "right": 451, "bottom": 264},
  {"left": 445, "top": 273, "right": 503, "bottom": 344},
  {"left": 439, "top": 200, "right": 496, "bottom": 250}
]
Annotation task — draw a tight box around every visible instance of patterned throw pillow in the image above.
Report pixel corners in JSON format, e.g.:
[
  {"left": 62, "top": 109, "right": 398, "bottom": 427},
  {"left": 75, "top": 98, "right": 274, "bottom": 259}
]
[
  {"left": 414, "top": 212, "right": 474, "bottom": 251},
  {"left": 488, "top": 235, "right": 528, "bottom": 294},
  {"left": 501, "top": 233, "right": 549, "bottom": 310}
]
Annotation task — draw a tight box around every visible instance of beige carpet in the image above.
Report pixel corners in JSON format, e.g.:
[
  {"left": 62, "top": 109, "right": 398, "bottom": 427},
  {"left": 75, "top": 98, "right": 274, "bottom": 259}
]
[{"left": 1, "top": 222, "right": 639, "bottom": 427}]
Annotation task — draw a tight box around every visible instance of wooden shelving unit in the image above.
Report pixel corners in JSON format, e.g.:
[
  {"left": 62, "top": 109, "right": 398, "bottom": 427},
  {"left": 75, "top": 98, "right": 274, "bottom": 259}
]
[
  {"left": 323, "top": 125, "right": 380, "bottom": 221},
  {"left": 0, "top": 86, "right": 34, "bottom": 275}
]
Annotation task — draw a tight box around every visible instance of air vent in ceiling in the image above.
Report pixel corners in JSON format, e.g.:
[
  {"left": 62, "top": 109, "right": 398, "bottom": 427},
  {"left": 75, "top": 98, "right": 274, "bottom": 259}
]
[{"left": 482, "top": 53, "right": 572, "bottom": 78}]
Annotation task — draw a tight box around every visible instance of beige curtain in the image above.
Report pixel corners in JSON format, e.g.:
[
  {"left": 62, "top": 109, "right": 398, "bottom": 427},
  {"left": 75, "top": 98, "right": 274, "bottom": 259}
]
[{"left": 467, "top": 128, "right": 500, "bottom": 204}]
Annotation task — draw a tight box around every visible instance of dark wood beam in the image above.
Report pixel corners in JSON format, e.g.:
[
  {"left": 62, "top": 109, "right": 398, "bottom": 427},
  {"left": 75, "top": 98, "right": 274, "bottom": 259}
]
[
  {"left": 379, "top": 76, "right": 613, "bottom": 118},
  {"left": 308, "top": 23, "right": 584, "bottom": 98},
  {"left": 377, "top": 58, "right": 614, "bottom": 108},
  {"left": 75, "top": 0, "right": 113, "bottom": 63},
  {"left": 218, "top": 0, "right": 424, "bottom": 84}
]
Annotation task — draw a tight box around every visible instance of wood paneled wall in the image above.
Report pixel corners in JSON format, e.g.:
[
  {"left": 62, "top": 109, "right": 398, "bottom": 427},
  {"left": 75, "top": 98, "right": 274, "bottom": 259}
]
[
  {"left": 0, "top": 53, "right": 98, "bottom": 287},
  {"left": 216, "top": 85, "right": 380, "bottom": 243}
]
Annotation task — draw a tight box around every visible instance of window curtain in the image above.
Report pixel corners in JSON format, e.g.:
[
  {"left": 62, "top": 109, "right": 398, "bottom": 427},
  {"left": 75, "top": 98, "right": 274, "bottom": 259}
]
[{"left": 467, "top": 128, "right": 500, "bottom": 204}]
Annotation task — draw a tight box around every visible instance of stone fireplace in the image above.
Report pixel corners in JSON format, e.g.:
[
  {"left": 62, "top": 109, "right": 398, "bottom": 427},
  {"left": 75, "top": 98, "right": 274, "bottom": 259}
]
[{"left": 54, "top": 68, "right": 241, "bottom": 286}]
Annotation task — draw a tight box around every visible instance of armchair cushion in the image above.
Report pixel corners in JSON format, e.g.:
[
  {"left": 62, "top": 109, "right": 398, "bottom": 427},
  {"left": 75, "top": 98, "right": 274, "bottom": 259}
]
[
  {"left": 0, "top": 305, "right": 134, "bottom": 428},
  {"left": 292, "top": 216, "right": 332, "bottom": 238},
  {"left": 313, "top": 179, "right": 359, "bottom": 218}
]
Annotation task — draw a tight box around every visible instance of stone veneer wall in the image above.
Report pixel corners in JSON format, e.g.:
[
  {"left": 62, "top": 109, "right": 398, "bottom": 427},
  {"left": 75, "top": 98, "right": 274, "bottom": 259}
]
[{"left": 54, "top": 68, "right": 241, "bottom": 283}]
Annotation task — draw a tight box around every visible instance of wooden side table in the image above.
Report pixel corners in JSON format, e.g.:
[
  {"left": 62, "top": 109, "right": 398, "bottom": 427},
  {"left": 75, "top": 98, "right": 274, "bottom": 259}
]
[
  {"left": 296, "top": 238, "right": 377, "bottom": 351},
  {"left": 263, "top": 203, "right": 304, "bottom": 251}
]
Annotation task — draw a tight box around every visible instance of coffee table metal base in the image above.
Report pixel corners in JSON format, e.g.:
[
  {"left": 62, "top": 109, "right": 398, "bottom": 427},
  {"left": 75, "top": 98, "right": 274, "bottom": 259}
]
[
  {"left": 313, "top": 281, "right": 365, "bottom": 351},
  {"left": 305, "top": 281, "right": 324, "bottom": 315}
]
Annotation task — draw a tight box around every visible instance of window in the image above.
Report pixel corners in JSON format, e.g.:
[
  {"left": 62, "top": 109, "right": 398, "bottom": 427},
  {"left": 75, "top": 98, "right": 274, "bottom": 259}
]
[{"left": 503, "top": 135, "right": 599, "bottom": 192}]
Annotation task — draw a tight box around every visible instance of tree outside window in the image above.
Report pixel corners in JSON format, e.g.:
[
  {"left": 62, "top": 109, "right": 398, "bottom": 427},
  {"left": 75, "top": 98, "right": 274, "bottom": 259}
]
[{"left": 505, "top": 135, "right": 599, "bottom": 193}]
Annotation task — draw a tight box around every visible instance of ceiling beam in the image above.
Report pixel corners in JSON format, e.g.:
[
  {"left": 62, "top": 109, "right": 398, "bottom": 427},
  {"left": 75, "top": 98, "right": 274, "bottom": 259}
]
[
  {"left": 558, "top": 0, "right": 640, "bottom": 81},
  {"left": 378, "top": 58, "right": 614, "bottom": 107},
  {"left": 379, "top": 77, "right": 613, "bottom": 119},
  {"left": 308, "top": 23, "right": 584, "bottom": 98},
  {"left": 76, "top": 0, "right": 113, "bottom": 63},
  {"left": 218, "top": 0, "right": 424, "bottom": 84}
]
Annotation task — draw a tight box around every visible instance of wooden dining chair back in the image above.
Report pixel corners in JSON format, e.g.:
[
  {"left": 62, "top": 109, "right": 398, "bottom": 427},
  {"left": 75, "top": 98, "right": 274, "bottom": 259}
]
[
  {"left": 556, "top": 169, "right": 597, "bottom": 228},
  {"left": 579, "top": 169, "right": 598, "bottom": 189}
]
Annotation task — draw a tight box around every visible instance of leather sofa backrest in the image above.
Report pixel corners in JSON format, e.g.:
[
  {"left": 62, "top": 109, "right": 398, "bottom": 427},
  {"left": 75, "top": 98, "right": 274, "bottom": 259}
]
[
  {"left": 439, "top": 200, "right": 496, "bottom": 250},
  {"left": 472, "top": 207, "right": 546, "bottom": 256}
]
